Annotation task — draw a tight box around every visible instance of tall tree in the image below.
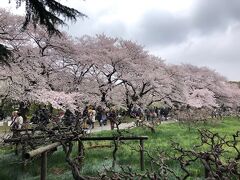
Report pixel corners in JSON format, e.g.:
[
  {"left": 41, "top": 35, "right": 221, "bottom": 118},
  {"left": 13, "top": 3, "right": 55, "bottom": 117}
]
[{"left": 13, "top": 0, "right": 86, "bottom": 35}]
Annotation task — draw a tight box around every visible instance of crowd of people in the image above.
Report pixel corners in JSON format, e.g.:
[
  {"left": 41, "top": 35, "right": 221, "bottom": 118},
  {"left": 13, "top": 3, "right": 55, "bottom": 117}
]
[
  {"left": 9, "top": 105, "right": 121, "bottom": 133},
  {"left": 130, "top": 103, "right": 172, "bottom": 123},
  {"left": 7, "top": 101, "right": 174, "bottom": 129},
  {"left": 8, "top": 102, "right": 172, "bottom": 134},
  {"left": 80, "top": 105, "right": 119, "bottom": 131},
  {"left": 9, "top": 101, "right": 239, "bottom": 133}
]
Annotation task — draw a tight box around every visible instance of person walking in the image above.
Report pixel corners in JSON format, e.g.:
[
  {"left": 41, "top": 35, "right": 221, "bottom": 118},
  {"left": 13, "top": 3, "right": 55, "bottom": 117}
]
[
  {"left": 108, "top": 108, "right": 117, "bottom": 130},
  {"left": 10, "top": 111, "right": 23, "bottom": 138},
  {"left": 10, "top": 111, "right": 23, "bottom": 130},
  {"left": 101, "top": 109, "right": 107, "bottom": 126},
  {"left": 96, "top": 108, "right": 102, "bottom": 126},
  {"left": 91, "top": 107, "right": 96, "bottom": 129}
]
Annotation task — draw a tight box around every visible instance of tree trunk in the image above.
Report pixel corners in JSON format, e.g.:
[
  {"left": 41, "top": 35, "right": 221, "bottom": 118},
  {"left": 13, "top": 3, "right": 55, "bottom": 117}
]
[{"left": 19, "top": 101, "right": 29, "bottom": 122}]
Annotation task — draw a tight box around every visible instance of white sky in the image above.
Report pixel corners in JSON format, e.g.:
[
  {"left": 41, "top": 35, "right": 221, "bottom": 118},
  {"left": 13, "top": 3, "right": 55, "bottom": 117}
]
[{"left": 1, "top": 0, "right": 240, "bottom": 81}]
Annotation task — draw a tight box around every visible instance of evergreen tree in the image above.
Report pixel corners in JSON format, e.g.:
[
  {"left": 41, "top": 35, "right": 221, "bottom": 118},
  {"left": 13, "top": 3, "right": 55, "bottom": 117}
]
[{"left": 0, "top": 0, "right": 86, "bottom": 64}]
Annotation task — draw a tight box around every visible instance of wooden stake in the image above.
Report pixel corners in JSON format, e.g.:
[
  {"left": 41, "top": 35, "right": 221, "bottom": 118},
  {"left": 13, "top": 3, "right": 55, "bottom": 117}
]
[
  {"left": 140, "top": 139, "right": 144, "bottom": 171},
  {"left": 41, "top": 152, "right": 47, "bottom": 180}
]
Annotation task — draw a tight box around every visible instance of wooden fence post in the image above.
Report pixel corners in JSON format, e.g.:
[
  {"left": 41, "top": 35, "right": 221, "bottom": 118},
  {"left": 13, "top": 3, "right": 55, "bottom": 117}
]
[
  {"left": 22, "top": 141, "right": 27, "bottom": 168},
  {"left": 140, "top": 139, "right": 144, "bottom": 171},
  {"left": 78, "top": 140, "right": 84, "bottom": 157},
  {"left": 41, "top": 151, "right": 47, "bottom": 180},
  {"left": 78, "top": 140, "right": 85, "bottom": 169},
  {"left": 15, "top": 142, "right": 19, "bottom": 155},
  {"left": 16, "top": 136, "right": 148, "bottom": 179}
]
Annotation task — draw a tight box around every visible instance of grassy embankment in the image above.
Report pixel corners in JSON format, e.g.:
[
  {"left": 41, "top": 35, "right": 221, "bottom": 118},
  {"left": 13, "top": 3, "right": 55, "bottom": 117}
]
[{"left": 0, "top": 117, "right": 239, "bottom": 179}]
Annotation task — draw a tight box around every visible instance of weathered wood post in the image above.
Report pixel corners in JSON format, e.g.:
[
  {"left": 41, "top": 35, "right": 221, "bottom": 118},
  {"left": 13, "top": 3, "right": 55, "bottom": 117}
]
[
  {"left": 204, "top": 159, "right": 210, "bottom": 179},
  {"left": 24, "top": 142, "right": 61, "bottom": 180},
  {"left": 22, "top": 141, "right": 27, "bottom": 168},
  {"left": 78, "top": 140, "right": 85, "bottom": 170},
  {"left": 41, "top": 151, "right": 47, "bottom": 180},
  {"left": 140, "top": 139, "right": 144, "bottom": 171},
  {"left": 78, "top": 140, "right": 84, "bottom": 157},
  {"left": 15, "top": 142, "right": 19, "bottom": 155}
]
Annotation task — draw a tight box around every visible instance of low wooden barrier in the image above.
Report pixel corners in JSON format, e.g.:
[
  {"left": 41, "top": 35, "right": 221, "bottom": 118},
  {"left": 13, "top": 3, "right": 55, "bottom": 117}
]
[
  {"left": 4, "top": 135, "right": 46, "bottom": 143},
  {"left": 24, "top": 142, "right": 61, "bottom": 159},
  {"left": 23, "top": 136, "right": 148, "bottom": 180},
  {"left": 24, "top": 142, "right": 61, "bottom": 180}
]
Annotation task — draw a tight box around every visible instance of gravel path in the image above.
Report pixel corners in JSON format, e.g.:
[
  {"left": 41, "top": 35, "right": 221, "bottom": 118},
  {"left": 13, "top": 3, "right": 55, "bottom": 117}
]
[
  {"left": 0, "top": 119, "right": 177, "bottom": 139},
  {"left": 91, "top": 121, "right": 135, "bottom": 133},
  {"left": 90, "top": 119, "right": 177, "bottom": 133}
]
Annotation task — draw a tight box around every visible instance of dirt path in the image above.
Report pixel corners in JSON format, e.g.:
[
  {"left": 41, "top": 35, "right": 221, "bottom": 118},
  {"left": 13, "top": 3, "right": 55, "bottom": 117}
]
[
  {"left": 90, "top": 119, "right": 177, "bottom": 133},
  {"left": 0, "top": 119, "right": 177, "bottom": 139},
  {"left": 90, "top": 122, "right": 135, "bottom": 133}
]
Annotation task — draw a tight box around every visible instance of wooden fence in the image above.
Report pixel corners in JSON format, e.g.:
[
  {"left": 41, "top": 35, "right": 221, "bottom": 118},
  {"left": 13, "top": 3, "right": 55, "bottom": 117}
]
[{"left": 23, "top": 136, "right": 148, "bottom": 180}]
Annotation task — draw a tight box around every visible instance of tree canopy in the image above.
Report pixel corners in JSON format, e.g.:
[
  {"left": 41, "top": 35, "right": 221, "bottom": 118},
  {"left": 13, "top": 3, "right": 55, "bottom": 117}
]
[
  {"left": 1, "top": 8, "right": 240, "bottom": 111},
  {"left": 0, "top": 0, "right": 86, "bottom": 64}
]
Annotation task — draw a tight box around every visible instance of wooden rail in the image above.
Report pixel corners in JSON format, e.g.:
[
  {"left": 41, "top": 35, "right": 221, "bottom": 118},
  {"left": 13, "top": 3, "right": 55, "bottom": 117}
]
[
  {"left": 4, "top": 135, "right": 46, "bottom": 143},
  {"left": 13, "top": 127, "right": 68, "bottom": 132},
  {"left": 23, "top": 142, "right": 60, "bottom": 180},
  {"left": 80, "top": 136, "right": 148, "bottom": 141},
  {"left": 24, "top": 142, "right": 61, "bottom": 159}
]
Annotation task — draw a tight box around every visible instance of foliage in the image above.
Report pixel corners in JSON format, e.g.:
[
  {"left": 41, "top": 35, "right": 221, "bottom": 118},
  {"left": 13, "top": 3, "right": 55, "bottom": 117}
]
[
  {"left": 0, "top": 117, "right": 239, "bottom": 179},
  {"left": 0, "top": 9, "right": 240, "bottom": 111},
  {"left": 19, "top": 0, "right": 86, "bottom": 35},
  {"left": 1, "top": 0, "right": 86, "bottom": 64}
]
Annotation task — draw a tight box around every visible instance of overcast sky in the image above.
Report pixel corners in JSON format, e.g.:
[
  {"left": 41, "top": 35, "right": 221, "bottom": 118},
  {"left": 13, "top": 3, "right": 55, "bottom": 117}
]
[{"left": 2, "top": 0, "right": 240, "bottom": 81}]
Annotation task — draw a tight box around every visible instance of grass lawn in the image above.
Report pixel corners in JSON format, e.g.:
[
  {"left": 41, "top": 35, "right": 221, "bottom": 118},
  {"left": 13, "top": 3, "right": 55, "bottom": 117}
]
[
  {"left": 0, "top": 123, "right": 10, "bottom": 133},
  {"left": 0, "top": 117, "right": 239, "bottom": 179}
]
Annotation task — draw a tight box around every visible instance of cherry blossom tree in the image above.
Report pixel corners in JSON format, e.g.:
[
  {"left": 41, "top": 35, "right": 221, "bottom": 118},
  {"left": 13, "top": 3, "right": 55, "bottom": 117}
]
[
  {"left": 174, "top": 64, "right": 240, "bottom": 109},
  {"left": 1, "top": 8, "right": 240, "bottom": 114}
]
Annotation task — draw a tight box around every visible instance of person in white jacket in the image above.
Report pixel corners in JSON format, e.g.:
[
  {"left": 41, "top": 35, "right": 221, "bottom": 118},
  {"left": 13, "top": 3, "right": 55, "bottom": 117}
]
[
  {"left": 92, "top": 108, "right": 96, "bottom": 128},
  {"left": 10, "top": 111, "right": 23, "bottom": 130},
  {"left": 88, "top": 107, "right": 96, "bottom": 129},
  {"left": 16, "top": 112, "right": 24, "bottom": 129}
]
